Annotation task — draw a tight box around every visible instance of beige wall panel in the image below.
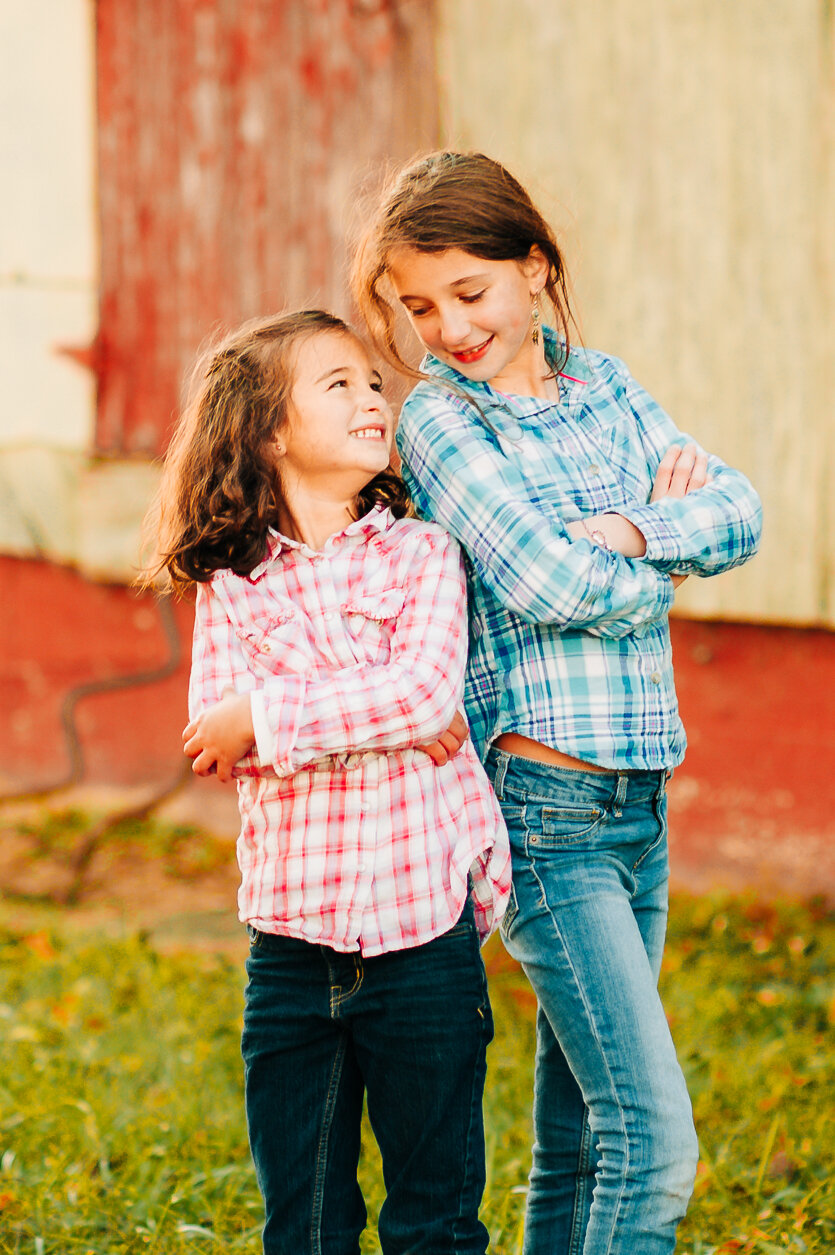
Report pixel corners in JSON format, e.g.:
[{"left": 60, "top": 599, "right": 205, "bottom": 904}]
[
  {"left": 437, "top": 0, "right": 834, "bottom": 625},
  {"left": 0, "top": 0, "right": 97, "bottom": 450}
]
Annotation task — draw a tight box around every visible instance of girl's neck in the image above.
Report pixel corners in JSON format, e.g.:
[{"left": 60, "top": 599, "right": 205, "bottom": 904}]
[
  {"left": 276, "top": 488, "right": 357, "bottom": 552},
  {"left": 487, "top": 338, "right": 557, "bottom": 401}
]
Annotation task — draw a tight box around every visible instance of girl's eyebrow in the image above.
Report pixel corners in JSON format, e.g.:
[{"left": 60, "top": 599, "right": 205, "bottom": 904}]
[
  {"left": 314, "top": 365, "right": 382, "bottom": 387},
  {"left": 450, "top": 273, "right": 491, "bottom": 288},
  {"left": 315, "top": 365, "right": 353, "bottom": 384},
  {"left": 398, "top": 274, "right": 491, "bottom": 302}
]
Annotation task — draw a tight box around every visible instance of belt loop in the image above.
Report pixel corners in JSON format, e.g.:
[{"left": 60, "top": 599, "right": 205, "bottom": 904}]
[
  {"left": 492, "top": 749, "right": 509, "bottom": 800},
  {"left": 613, "top": 772, "right": 628, "bottom": 817}
]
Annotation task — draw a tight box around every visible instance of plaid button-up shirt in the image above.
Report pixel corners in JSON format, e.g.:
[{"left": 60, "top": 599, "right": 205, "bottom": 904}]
[
  {"left": 188, "top": 507, "right": 510, "bottom": 955},
  {"left": 396, "top": 330, "right": 763, "bottom": 770}
]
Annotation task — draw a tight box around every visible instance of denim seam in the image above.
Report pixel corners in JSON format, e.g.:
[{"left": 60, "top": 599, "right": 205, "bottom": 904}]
[
  {"left": 328, "top": 955, "right": 364, "bottom": 1017},
  {"left": 568, "top": 1110, "right": 595, "bottom": 1255},
  {"left": 632, "top": 790, "right": 667, "bottom": 872},
  {"left": 452, "top": 940, "right": 491, "bottom": 1243},
  {"left": 529, "top": 862, "right": 630, "bottom": 1254},
  {"left": 309, "top": 1035, "right": 348, "bottom": 1255}
]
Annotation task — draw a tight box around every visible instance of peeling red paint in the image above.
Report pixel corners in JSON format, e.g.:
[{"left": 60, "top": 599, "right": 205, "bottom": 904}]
[{"left": 93, "top": 0, "right": 440, "bottom": 457}]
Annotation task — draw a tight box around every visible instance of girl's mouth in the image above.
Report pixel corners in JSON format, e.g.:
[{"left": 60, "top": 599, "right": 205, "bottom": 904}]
[
  {"left": 350, "top": 425, "right": 387, "bottom": 440},
  {"left": 451, "top": 337, "right": 493, "bottom": 365}
]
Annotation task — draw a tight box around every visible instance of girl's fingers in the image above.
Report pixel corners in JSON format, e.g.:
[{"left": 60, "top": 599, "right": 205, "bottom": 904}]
[
  {"left": 418, "top": 739, "right": 446, "bottom": 765},
  {"left": 650, "top": 446, "right": 680, "bottom": 501},
  {"left": 667, "top": 443, "right": 697, "bottom": 497},
  {"left": 690, "top": 450, "right": 710, "bottom": 491},
  {"left": 652, "top": 443, "right": 709, "bottom": 501}
]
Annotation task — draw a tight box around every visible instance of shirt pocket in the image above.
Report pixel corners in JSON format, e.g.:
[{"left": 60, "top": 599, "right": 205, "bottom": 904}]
[
  {"left": 233, "top": 610, "right": 311, "bottom": 676},
  {"left": 341, "top": 585, "right": 407, "bottom": 665}
]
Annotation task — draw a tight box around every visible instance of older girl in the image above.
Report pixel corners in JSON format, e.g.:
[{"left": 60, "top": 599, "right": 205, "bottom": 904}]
[{"left": 352, "top": 150, "right": 762, "bottom": 1255}]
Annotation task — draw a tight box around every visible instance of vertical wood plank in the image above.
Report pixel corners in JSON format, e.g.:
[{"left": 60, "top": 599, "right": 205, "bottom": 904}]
[{"left": 94, "top": 0, "right": 439, "bottom": 456}]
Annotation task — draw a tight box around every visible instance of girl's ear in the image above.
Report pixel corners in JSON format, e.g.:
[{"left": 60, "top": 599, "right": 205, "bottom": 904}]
[{"left": 522, "top": 245, "right": 550, "bottom": 290}]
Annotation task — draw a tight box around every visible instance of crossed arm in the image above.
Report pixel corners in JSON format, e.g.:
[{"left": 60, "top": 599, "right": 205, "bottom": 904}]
[
  {"left": 565, "top": 442, "right": 709, "bottom": 579},
  {"left": 183, "top": 698, "right": 468, "bottom": 782},
  {"left": 184, "top": 445, "right": 706, "bottom": 781}
]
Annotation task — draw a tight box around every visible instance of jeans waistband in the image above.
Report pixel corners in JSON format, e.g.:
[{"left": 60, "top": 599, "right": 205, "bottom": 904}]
[{"left": 486, "top": 745, "right": 670, "bottom": 807}]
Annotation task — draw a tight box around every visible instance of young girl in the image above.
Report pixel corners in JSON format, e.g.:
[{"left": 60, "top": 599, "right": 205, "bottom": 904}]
[
  {"left": 148, "top": 308, "right": 511, "bottom": 1255},
  {"left": 351, "top": 151, "right": 763, "bottom": 1255}
]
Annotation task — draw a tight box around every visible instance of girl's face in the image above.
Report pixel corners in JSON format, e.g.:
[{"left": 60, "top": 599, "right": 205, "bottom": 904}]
[
  {"left": 386, "top": 246, "right": 548, "bottom": 386},
  {"left": 276, "top": 331, "right": 393, "bottom": 495}
]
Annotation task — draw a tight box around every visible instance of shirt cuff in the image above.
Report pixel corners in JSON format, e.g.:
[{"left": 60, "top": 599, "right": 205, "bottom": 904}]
[
  {"left": 618, "top": 504, "right": 682, "bottom": 565},
  {"left": 250, "top": 689, "right": 276, "bottom": 767}
]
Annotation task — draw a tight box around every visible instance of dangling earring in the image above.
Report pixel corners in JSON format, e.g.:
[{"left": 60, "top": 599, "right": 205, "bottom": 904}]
[{"left": 531, "top": 295, "right": 541, "bottom": 346}]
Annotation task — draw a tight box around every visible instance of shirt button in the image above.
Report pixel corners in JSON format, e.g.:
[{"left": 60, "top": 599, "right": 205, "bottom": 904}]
[
  {"left": 650, "top": 671, "right": 662, "bottom": 684},
  {"left": 261, "top": 643, "right": 272, "bottom": 653},
  {"left": 589, "top": 463, "right": 600, "bottom": 475},
  {"left": 323, "top": 610, "right": 335, "bottom": 621}
]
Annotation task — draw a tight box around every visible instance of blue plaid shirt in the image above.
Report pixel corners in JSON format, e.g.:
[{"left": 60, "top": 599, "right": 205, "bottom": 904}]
[{"left": 396, "top": 328, "right": 763, "bottom": 770}]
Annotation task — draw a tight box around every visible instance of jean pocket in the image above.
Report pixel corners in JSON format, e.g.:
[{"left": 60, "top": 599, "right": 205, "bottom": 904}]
[{"left": 529, "top": 802, "right": 605, "bottom": 846}]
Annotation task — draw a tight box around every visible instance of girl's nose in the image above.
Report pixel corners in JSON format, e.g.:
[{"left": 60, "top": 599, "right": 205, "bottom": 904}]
[
  {"left": 438, "top": 305, "right": 470, "bottom": 347},
  {"left": 362, "top": 385, "right": 387, "bottom": 412}
]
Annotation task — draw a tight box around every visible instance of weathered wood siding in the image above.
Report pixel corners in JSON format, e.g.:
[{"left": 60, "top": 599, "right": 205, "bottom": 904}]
[
  {"left": 95, "top": 0, "right": 439, "bottom": 456},
  {"left": 437, "top": 0, "right": 835, "bottom": 626}
]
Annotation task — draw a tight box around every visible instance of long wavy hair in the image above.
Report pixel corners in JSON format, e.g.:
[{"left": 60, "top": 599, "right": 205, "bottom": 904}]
[
  {"left": 351, "top": 150, "right": 577, "bottom": 379},
  {"left": 141, "top": 310, "right": 410, "bottom": 593}
]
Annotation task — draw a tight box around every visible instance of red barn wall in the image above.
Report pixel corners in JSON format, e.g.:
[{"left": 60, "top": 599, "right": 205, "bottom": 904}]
[{"left": 94, "top": 0, "right": 439, "bottom": 454}]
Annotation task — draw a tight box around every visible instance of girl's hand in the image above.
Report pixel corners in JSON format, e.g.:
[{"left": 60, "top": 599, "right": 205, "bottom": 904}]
[
  {"left": 417, "top": 709, "right": 470, "bottom": 766},
  {"left": 183, "top": 689, "right": 256, "bottom": 782},
  {"left": 650, "top": 442, "right": 710, "bottom": 501}
]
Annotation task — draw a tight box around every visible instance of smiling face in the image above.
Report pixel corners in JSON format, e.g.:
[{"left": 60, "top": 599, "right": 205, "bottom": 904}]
[
  {"left": 275, "top": 330, "right": 394, "bottom": 499},
  {"left": 386, "top": 246, "right": 548, "bottom": 389}
]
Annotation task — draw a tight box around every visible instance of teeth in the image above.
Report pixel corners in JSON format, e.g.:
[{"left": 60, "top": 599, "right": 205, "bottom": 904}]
[{"left": 353, "top": 429, "right": 383, "bottom": 438}]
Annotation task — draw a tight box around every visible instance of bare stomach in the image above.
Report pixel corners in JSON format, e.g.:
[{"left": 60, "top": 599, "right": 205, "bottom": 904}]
[{"left": 494, "top": 732, "right": 611, "bottom": 774}]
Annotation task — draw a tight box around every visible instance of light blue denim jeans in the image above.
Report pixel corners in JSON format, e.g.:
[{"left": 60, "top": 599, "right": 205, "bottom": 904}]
[{"left": 486, "top": 748, "right": 698, "bottom": 1255}]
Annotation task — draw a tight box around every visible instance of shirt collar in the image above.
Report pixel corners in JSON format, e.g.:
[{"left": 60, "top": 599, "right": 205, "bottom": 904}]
[{"left": 219, "top": 505, "right": 394, "bottom": 583}]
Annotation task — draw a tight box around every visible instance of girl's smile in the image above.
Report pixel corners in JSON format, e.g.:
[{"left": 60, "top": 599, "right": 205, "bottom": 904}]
[
  {"left": 451, "top": 336, "right": 494, "bottom": 365},
  {"left": 386, "top": 246, "right": 549, "bottom": 395}
]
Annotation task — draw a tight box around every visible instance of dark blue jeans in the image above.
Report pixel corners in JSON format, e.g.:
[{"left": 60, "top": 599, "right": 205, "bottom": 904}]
[{"left": 241, "top": 901, "right": 493, "bottom": 1255}]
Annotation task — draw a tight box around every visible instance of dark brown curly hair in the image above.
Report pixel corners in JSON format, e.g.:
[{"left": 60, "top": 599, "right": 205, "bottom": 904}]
[
  {"left": 351, "top": 150, "right": 577, "bottom": 380},
  {"left": 141, "top": 310, "right": 410, "bottom": 593}
]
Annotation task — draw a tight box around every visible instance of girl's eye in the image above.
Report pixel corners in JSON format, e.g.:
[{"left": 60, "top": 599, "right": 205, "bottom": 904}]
[
  {"left": 407, "top": 306, "right": 431, "bottom": 319},
  {"left": 370, "top": 379, "right": 384, "bottom": 393},
  {"left": 328, "top": 378, "right": 349, "bottom": 389},
  {"left": 460, "top": 290, "right": 485, "bottom": 304}
]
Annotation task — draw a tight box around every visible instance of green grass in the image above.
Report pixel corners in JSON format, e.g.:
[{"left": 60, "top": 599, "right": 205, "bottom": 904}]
[{"left": 0, "top": 895, "right": 832, "bottom": 1254}]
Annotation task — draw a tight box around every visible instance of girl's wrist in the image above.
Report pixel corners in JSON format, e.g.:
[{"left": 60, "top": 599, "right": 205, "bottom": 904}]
[{"left": 581, "top": 518, "right": 612, "bottom": 551}]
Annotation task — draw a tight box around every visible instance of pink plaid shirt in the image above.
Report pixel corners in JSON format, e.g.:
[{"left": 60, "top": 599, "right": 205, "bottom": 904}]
[{"left": 188, "top": 506, "right": 510, "bottom": 955}]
